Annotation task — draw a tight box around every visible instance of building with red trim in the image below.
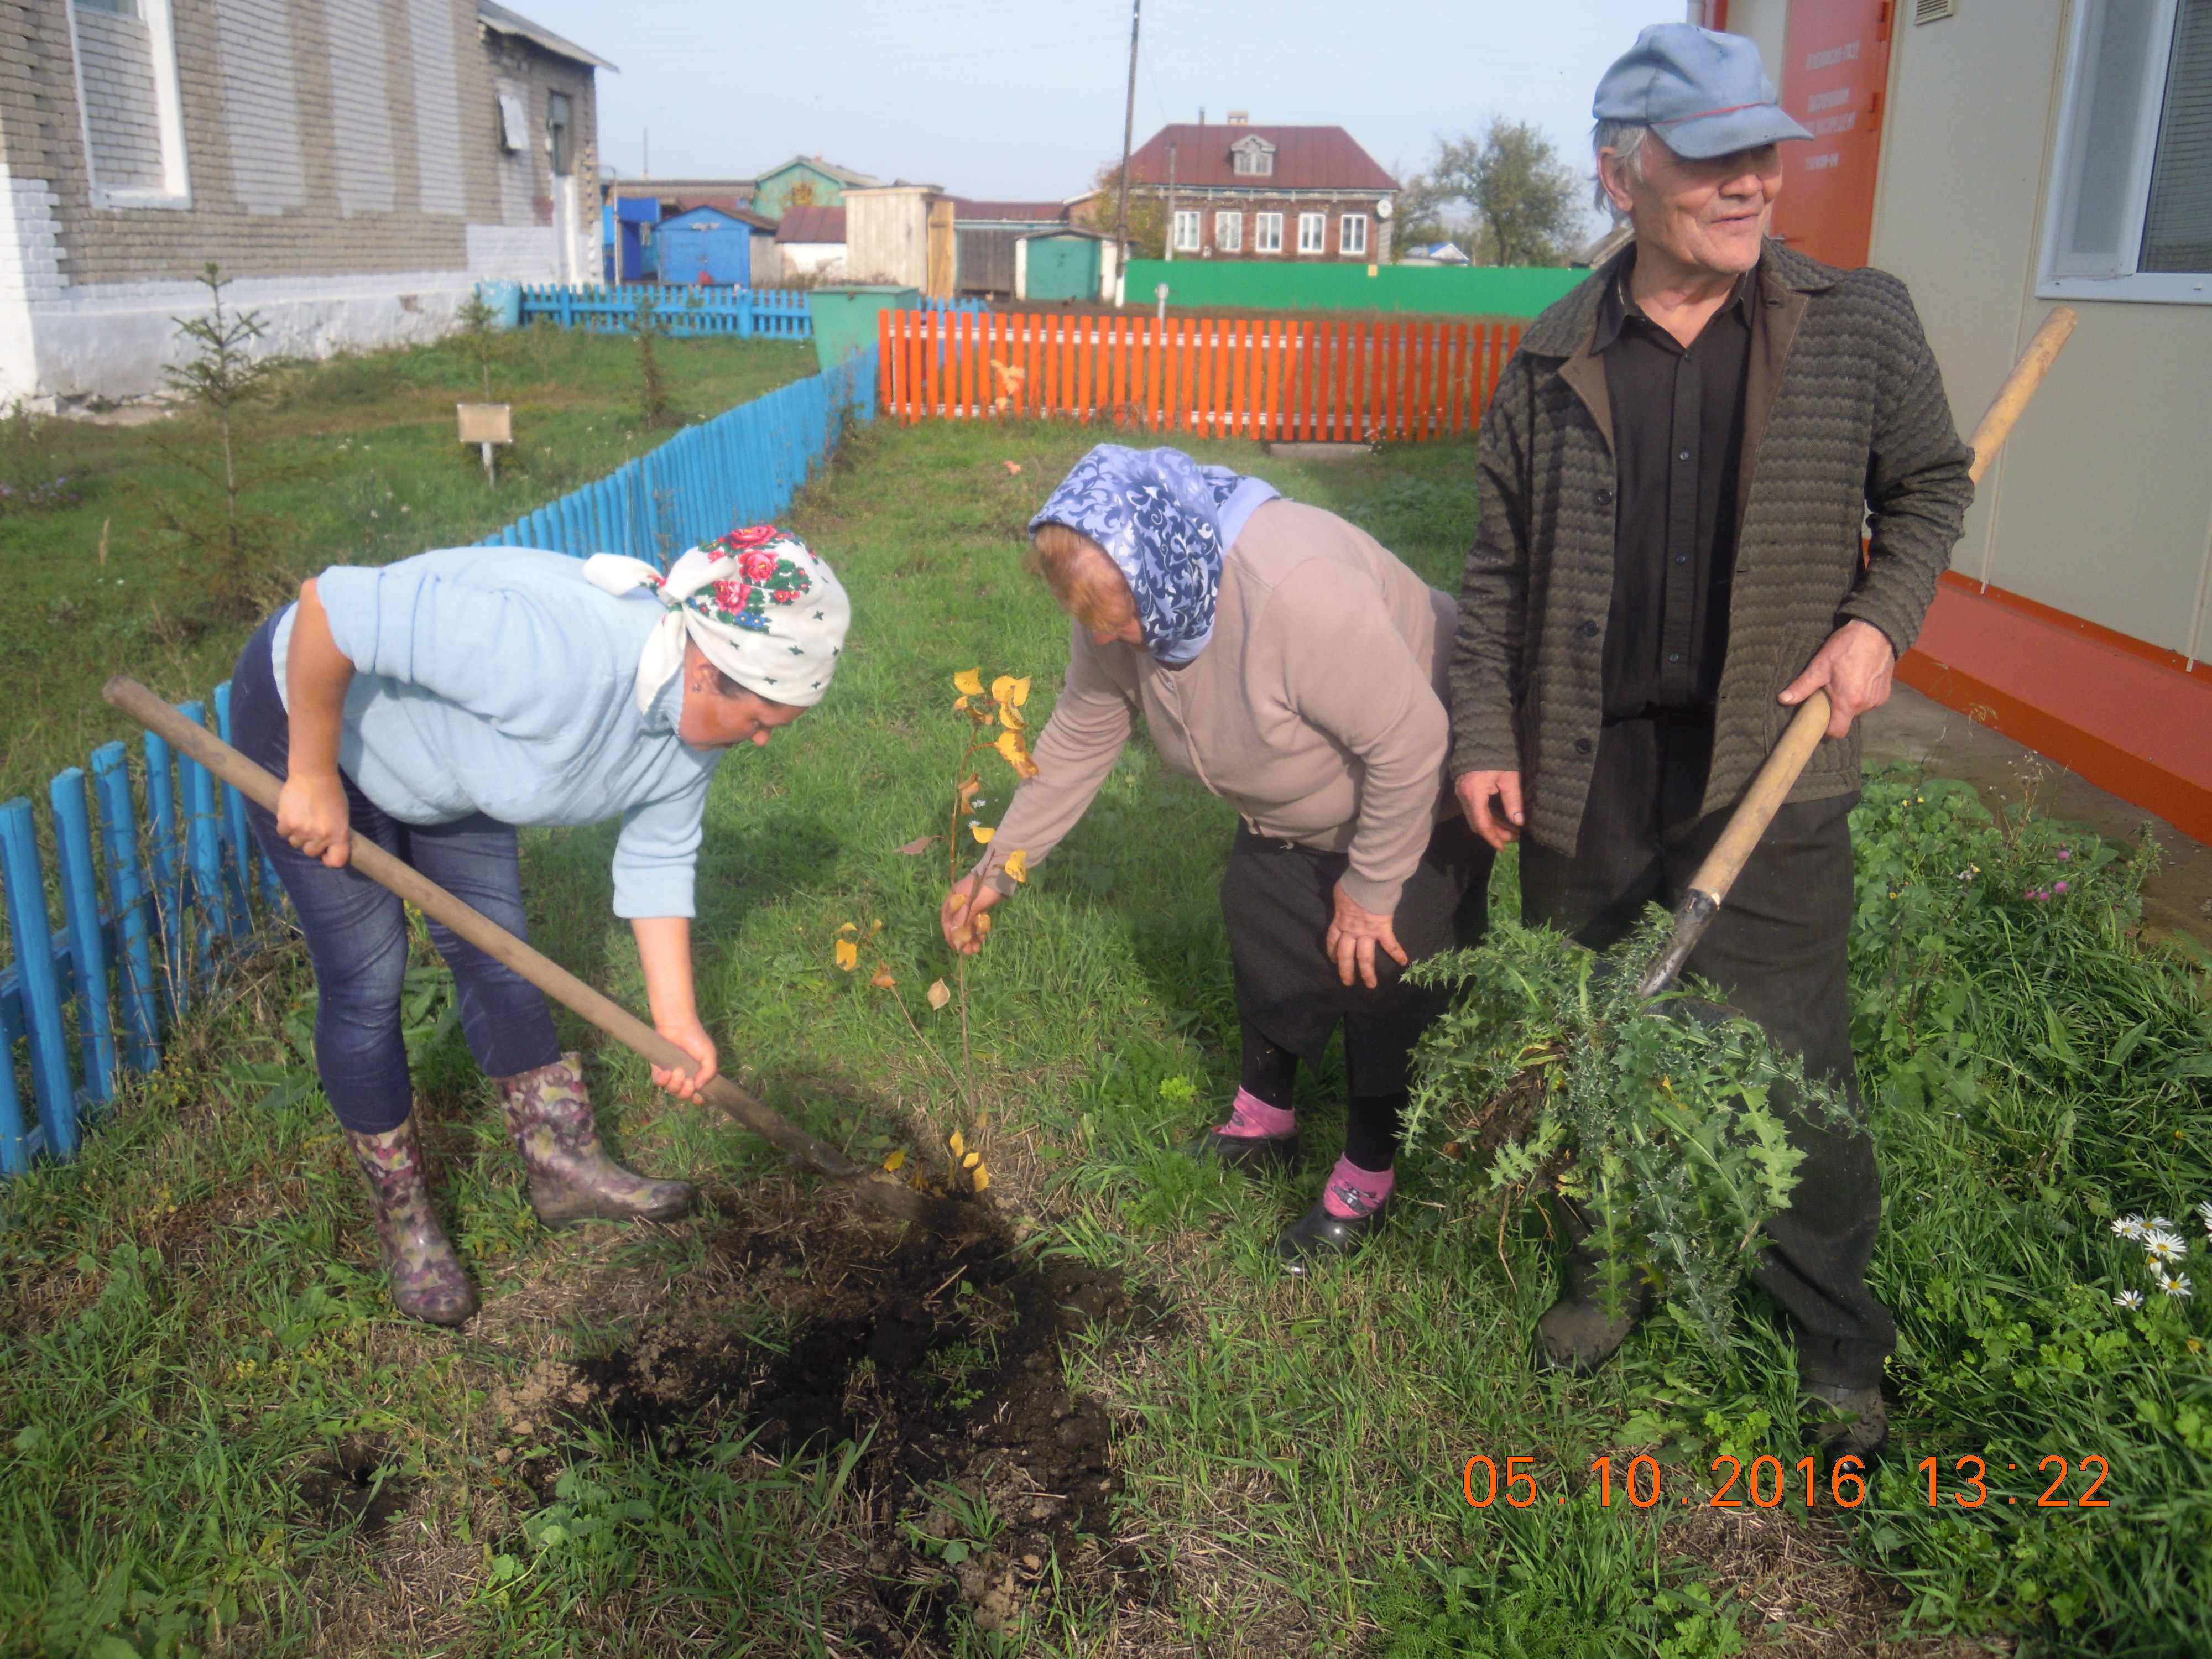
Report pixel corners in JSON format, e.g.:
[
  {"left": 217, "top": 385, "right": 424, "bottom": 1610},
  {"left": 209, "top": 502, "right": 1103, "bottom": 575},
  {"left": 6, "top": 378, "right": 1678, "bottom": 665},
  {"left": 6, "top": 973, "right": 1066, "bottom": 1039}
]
[{"left": 1695, "top": 0, "right": 2212, "bottom": 843}]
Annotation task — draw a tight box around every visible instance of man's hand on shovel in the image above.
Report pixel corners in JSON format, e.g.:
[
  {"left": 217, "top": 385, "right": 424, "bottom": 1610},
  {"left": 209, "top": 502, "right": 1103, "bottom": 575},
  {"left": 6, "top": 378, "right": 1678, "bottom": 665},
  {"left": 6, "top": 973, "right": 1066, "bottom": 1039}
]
[{"left": 1779, "top": 619, "right": 1897, "bottom": 740}]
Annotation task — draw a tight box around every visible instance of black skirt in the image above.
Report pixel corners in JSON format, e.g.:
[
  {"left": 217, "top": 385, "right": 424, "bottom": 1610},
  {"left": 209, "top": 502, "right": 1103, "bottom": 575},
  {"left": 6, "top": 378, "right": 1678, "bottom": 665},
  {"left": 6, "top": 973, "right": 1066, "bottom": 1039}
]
[{"left": 1219, "top": 815, "right": 1493, "bottom": 1094}]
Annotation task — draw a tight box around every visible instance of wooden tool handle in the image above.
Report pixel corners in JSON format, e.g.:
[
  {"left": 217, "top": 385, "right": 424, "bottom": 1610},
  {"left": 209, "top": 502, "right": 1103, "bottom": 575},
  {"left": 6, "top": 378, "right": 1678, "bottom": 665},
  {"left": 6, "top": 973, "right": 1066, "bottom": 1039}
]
[
  {"left": 1967, "top": 307, "right": 2075, "bottom": 487},
  {"left": 103, "top": 676, "right": 864, "bottom": 1181},
  {"left": 1636, "top": 310, "right": 2077, "bottom": 998}
]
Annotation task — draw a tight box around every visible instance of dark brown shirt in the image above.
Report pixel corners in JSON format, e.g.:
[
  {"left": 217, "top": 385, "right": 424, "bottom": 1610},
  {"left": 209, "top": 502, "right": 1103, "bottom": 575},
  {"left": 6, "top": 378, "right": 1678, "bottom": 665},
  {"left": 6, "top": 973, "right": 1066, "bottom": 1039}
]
[{"left": 1594, "top": 257, "right": 1755, "bottom": 721}]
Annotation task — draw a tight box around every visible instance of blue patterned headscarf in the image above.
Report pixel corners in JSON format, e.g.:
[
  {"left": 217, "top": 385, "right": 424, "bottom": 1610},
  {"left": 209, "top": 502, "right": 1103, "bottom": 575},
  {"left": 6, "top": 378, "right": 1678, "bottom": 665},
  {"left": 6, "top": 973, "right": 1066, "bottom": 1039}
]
[{"left": 1028, "top": 445, "right": 1280, "bottom": 667}]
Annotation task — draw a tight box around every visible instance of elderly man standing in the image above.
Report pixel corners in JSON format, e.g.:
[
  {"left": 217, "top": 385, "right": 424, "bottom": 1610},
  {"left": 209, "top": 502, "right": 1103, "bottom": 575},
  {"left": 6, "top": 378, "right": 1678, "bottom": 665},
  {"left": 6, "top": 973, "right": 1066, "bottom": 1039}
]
[{"left": 1449, "top": 24, "right": 1972, "bottom": 1457}]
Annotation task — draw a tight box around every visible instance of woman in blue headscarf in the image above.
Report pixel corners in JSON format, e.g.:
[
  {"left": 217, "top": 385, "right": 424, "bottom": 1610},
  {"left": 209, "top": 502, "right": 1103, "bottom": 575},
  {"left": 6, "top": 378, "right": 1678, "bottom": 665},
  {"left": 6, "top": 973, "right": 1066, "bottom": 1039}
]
[{"left": 940, "top": 444, "right": 1491, "bottom": 1270}]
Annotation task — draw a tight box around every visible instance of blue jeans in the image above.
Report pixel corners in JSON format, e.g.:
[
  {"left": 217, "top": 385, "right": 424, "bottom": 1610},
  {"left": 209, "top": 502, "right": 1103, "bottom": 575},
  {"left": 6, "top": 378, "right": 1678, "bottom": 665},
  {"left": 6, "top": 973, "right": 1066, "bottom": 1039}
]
[{"left": 232, "top": 614, "right": 561, "bottom": 1133}]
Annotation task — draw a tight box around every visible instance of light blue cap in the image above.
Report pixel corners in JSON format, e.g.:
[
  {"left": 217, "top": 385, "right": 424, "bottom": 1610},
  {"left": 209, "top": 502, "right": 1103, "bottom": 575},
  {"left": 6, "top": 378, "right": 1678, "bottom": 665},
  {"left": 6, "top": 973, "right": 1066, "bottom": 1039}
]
[{"left": 1593, "top": 24, "right": 1812, "bottom": 160}]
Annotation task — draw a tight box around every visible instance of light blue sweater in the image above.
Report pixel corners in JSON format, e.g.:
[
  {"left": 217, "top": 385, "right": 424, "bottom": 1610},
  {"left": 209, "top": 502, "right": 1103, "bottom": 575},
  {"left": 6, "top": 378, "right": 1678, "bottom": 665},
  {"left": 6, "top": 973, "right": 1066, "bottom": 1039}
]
[{"left": 273, "top": 546, "right": 724, "bottom": 919}]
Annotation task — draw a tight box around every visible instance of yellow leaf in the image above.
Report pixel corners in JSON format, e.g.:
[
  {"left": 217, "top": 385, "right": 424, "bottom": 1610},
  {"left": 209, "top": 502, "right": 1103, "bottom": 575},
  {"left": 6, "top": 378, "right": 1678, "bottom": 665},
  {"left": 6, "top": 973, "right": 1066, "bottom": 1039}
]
[
  {"left": 949, "top": 1130, "right": 966, "bottom": 1157},
  {"left": 837, "top": 921, "right": 859, "bottom": 935},
  {"left": 953, "top": 695, "right": 969, "bottom": 710},
  {"left": 1006, "top": 677, "right": 1030, "bottom": 707},
  {"left": 927, "top": 978, "right": 951, "bottom": 1011},
  {"left": 1003, "top": 460, "right": 1021, "bottom": 474},
  {"left": 970, "top": 822, "right": 994, "bottom": 844},
  {"left": 883, "top": 1148, "right": 906, "bottom": 1172},
  {"left": 957, "top": 773, "right": 982, "bottom": 813},
  {"left": 870, "top": 966, "right": 896, "bottom": 989},
  {"left": 973, "top": 1165, "right": 990, "bottom": 1192},
  {"left": 1003, "top": 849, "right": 1029, "bottom": 884},
  {"left": 998, "top": 702, "right": 1026, "bottom": 731},
  {"left": 833, "top": 938, "right": 858, "bottom": 971},
  {"left": 953, "top": 668, "right": 984, "bottom": 697},
  {"left": 973, "top": 911, "right": 992, "bottom": 938},
  {"left": 994, "top": 728, "right": 1040, "bottom": 779},
  {"left": 962, "top": 1150, "right": 980, "bottom": 1169},
  {"left": 991, "top": 675, "right": 1016, "bottom": 704}
]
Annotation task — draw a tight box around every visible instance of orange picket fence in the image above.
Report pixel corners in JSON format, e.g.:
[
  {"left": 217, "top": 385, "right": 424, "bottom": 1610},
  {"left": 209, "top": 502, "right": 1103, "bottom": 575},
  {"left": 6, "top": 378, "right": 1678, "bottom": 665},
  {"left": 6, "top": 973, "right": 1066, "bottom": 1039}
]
[{"left": 876, "top": 310, "right": 1522, "bottom": 442}]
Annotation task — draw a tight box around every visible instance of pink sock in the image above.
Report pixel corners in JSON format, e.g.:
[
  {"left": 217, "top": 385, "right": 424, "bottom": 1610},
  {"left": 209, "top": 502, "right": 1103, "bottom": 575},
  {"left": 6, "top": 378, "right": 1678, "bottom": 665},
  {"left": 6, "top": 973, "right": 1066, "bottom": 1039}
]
[
  {"left": 1322, "top": 1157, "right": 1395, "bottom": 1219},
  {"left": 1215, "top": 1088, "right": 1297, "bottom": 1139}
]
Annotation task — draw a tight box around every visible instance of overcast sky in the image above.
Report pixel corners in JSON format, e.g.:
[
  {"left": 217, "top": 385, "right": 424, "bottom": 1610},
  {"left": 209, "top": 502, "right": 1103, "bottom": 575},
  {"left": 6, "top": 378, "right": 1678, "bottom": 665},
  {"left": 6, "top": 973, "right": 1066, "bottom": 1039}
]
[{"left": 519, "top": 0, "right": 1672, "bottom": 201}]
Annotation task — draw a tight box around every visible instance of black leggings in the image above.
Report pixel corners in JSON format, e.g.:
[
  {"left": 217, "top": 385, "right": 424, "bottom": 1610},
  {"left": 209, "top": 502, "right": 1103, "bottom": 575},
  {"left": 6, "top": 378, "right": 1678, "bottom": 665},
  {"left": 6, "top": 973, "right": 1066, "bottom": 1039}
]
[{"left": 1238, "top": 1016, "right": 1405, "bottom": 1174}]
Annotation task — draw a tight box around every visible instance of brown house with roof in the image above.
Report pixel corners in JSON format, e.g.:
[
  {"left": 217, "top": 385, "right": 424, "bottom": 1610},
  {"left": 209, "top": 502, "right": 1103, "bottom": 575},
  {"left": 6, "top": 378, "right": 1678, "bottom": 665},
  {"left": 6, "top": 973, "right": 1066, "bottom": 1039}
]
[{"left": 1125, "top": 115, "right": 1396, "bottom": 264}]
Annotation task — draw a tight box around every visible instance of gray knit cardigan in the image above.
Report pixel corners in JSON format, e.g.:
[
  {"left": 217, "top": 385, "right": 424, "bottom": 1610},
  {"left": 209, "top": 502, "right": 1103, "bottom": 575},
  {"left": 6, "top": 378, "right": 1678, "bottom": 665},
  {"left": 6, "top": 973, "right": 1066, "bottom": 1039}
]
[{"left": 1448, "top": 239, "right": 1974, "bottom": 857}]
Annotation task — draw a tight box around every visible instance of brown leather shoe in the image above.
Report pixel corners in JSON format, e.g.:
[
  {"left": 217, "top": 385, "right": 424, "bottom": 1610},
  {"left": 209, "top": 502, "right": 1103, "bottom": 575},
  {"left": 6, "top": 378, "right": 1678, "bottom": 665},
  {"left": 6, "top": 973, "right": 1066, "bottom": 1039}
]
[
  {"left": 346, "top": 1118, "right": 478, "bottom": 1326},
  {"left": 495, "top": 1053, "right": 694, "bottom": 1227}
]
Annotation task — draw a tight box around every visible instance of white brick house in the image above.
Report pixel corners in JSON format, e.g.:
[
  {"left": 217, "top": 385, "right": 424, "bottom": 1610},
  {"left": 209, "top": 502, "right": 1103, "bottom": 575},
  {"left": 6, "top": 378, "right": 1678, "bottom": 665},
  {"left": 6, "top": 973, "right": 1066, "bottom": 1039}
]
[{"left": 0, "top": 0, "right": 610, "bottom": 405}]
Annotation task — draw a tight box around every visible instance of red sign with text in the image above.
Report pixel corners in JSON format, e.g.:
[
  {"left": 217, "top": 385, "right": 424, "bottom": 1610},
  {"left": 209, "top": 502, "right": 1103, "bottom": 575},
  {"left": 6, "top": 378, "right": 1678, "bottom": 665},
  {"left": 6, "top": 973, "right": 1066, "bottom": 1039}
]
[{"left": 1771, "top": 0, "right": 1894, "bottom": 268}]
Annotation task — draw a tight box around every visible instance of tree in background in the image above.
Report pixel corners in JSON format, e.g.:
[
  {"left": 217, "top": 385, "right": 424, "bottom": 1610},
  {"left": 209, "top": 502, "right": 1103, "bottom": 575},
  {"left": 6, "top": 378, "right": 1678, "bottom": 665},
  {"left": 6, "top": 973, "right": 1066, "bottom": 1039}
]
[
  {"left": 1074, "top": 159, "right": 1166, "bottom": 261},
  {"left": 1396, "top": 118, "right": 1588, "bottom": 267},
  {"left": 149, "top": 264, "right": 294, "bottom": 622}
]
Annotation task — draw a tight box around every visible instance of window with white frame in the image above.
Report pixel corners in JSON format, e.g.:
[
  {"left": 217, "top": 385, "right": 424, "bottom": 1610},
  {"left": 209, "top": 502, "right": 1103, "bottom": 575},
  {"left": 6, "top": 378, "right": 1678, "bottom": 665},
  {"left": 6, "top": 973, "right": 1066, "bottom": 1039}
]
[
  {"left": 1215, "top": 210, "right": 1243, "bottom": 252},
  {"left": 1172, "top": 209, "right": 1201, "bottom": 252},
  {"left": 1340, "top": 212, "right": 1368, "bottom": 256},
  {"left": 66, "top": 0, "right": 190, "bottom": 206},
  {"left": 1254, "top": 211, "right": 1284, "bottom": 253},
  {"left": 1230, "top": 135, "right": 1276, "bottom": 176},
  {"left": 2042, "top": 0, "right": 2212, "bottom": 301},
  {"left": 1296, "top": 212, "right": 1326, "bottom": 254}
]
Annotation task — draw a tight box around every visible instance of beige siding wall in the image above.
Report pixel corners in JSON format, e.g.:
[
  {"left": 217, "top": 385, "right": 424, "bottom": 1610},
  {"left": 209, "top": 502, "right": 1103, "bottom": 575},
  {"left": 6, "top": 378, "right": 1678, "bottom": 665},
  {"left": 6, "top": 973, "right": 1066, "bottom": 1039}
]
[{"left": 1870, "top": 0, "right": 2212, "bottom": 658}]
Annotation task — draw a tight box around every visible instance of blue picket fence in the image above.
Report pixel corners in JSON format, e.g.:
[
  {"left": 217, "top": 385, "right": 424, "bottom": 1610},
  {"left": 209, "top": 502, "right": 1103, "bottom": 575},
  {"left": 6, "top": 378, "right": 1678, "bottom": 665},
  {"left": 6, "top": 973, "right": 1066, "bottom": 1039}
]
[
  {"left": 518, "top": 283, "right": 814, "bottom": 339},
  {"left": 478, "top": 348, "right": 872, "bottom": 560},
  {"left": 0, "top": 348, "right": 877, "bottom": 1177}
]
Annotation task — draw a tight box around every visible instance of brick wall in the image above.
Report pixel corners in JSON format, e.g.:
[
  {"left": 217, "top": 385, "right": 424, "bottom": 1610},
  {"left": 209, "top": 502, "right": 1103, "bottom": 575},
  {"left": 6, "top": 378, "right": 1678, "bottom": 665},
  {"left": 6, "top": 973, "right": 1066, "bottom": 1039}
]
[
  {"left": 73, "top": 7, "right": 163, "bottom": 191},
  {"left": 1161, "top": 191, "right": 1389, "bottom": 262},
  {"left": 0, "top": 0, "right": 601, "bottom": 289}
]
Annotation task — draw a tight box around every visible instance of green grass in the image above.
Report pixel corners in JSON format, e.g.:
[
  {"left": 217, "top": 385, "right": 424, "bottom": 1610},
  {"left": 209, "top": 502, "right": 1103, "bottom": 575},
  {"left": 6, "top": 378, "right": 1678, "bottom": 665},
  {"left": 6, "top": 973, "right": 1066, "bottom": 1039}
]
[
  {"left": 0, "top": 324, "right": 813, "bottom": 807},
  {"left": 1, "top": 410, "right": 2205, "bottom": 1655}
]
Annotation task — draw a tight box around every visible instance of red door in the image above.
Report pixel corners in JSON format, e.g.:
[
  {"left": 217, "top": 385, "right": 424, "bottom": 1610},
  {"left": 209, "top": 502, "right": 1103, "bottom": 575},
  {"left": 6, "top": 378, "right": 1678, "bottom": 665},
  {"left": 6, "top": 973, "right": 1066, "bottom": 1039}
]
[{"left": 1770, "top": 0, "right": 1895, "bottom": 268}]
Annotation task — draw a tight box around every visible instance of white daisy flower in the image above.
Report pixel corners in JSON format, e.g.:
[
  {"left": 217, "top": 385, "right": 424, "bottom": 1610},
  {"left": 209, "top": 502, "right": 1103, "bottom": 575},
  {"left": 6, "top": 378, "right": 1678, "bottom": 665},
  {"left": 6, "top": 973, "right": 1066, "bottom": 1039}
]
[
  {"left": 2158, "top": 1272, "right": 2194, "bottom": 1300},
  {"left": 2145, "top": 1229, "right": 2188, "bottom": 1264},
  {"left": 2112, "top": 1214, "right": 2149, "bottom": 1242},
  {"left": 2198, "top": 1199, "right": 2212, "bottom": 1232},
  {"left": 2115, "top": 1288, "right": 2145, "bottom": 1311},
  {"left": 2148, "top": 1217, "right": 2176, "bottom": 1233}
]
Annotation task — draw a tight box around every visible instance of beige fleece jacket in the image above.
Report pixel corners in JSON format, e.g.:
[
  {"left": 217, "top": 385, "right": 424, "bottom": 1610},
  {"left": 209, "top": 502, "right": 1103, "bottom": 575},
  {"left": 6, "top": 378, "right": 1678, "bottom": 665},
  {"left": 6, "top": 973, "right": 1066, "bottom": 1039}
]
[{"left": 978, "top": 499, "right": 1457, "bottom": 915}]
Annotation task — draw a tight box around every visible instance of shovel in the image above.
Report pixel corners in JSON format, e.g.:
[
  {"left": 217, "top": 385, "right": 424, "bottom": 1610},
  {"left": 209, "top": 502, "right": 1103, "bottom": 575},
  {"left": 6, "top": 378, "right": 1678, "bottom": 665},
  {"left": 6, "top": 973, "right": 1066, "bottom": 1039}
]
[
  {"left": 103, "top": 677, "right": 953, "bottom": 1224},
  {"left": 1636, "top": 305, "right": 2077, "bottom": 998}
]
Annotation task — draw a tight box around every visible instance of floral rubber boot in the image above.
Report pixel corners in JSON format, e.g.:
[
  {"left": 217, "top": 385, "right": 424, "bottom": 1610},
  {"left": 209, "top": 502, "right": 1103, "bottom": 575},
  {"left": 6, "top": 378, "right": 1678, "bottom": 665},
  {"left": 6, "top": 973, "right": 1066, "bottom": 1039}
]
[
  {"left": 345, "top": 1118, "right": 479, "bottom": 1326},
  {"left": 494, "top": 1052, "right": 695, "bottom": 1227}
]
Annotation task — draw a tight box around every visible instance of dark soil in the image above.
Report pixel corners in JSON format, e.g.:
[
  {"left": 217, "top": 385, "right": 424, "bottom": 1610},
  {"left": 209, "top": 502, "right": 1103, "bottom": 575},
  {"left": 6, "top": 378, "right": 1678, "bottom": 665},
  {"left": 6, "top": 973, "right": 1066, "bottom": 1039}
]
[
  {"left": 296, "top": 1437, "right": 413, "bottom": 1535},
  {"left": 563, "top": 1191, "right": 1168, "bottom": 1648}
]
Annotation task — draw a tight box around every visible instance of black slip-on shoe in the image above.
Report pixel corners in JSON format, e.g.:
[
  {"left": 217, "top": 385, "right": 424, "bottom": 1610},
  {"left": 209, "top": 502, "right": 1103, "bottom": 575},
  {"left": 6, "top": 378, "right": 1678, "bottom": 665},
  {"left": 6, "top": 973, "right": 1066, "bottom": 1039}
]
[
  {"left": 1803, "top": 1383, "right": 1890, "bottom": 1460},
  {"left": 1184, "top": 1128, "right": 1300, "bottom": 1176},
  {"left": 1273, "top": 1192, "right": 1389, "bottom": 1274}
]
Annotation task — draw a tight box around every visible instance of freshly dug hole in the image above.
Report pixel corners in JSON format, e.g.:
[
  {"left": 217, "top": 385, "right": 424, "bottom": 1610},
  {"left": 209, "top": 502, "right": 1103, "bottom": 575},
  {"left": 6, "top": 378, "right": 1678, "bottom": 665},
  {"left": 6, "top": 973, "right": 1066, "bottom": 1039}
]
[{"left": 559, "top": 1193, "right": 1164, "bottom": 1644}]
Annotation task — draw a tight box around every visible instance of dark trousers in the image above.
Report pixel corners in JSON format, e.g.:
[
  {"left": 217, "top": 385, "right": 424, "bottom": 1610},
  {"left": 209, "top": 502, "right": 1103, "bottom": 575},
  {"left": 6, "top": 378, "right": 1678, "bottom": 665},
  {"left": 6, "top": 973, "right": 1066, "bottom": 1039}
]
[
  {"left": 1519, "top": 716, "right": 1894, "bottom": 1388},
  {"left": 232, "top": 614, "right": 561, "bottom": 1134},
  {"left": 1222, "top": 817, "right": 1494, "bottom": 1165}
]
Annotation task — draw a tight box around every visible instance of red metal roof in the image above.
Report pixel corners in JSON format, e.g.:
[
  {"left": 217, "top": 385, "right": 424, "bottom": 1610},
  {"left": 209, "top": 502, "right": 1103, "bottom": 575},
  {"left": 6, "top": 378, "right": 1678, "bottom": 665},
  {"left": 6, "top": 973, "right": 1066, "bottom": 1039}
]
[
  {"left": 775, "top": 205, "right": 847, "bottom": 244},
  {"left": 950, "top": 199, "right": 1070, "bottom": 223},
  {"left": 1127, "top": 124, "right": 1396, "bottom": 192}
]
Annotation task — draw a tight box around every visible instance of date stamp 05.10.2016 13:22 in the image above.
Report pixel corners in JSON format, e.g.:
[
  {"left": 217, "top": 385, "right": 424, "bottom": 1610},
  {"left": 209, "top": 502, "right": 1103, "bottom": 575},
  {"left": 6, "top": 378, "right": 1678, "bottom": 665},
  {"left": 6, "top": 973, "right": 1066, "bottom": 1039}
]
[{"left": 1461, "top": 1453, "right": 2116, "bottom": 1512}]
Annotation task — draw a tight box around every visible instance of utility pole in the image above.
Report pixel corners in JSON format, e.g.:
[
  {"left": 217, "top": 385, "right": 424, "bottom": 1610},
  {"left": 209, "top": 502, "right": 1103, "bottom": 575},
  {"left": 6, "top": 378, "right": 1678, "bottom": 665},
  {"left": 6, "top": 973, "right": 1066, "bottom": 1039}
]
[
  {"left": 1112, "top": 0, "right": 1142, "bottom": 299},
  {"left": 1162, "top": 141, "right": 1178, "bottom": 262}
]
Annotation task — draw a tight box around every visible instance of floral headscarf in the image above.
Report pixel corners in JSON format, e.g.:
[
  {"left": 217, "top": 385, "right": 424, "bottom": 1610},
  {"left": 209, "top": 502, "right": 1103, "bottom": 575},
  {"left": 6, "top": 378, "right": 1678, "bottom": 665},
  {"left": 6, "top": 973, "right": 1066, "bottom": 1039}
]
[
  {"left": 1028, "top": 445, "right": 1280, "bottom": 666},
  {"left": 585, "top": 525, "right": 849, "bottom": 712}
]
